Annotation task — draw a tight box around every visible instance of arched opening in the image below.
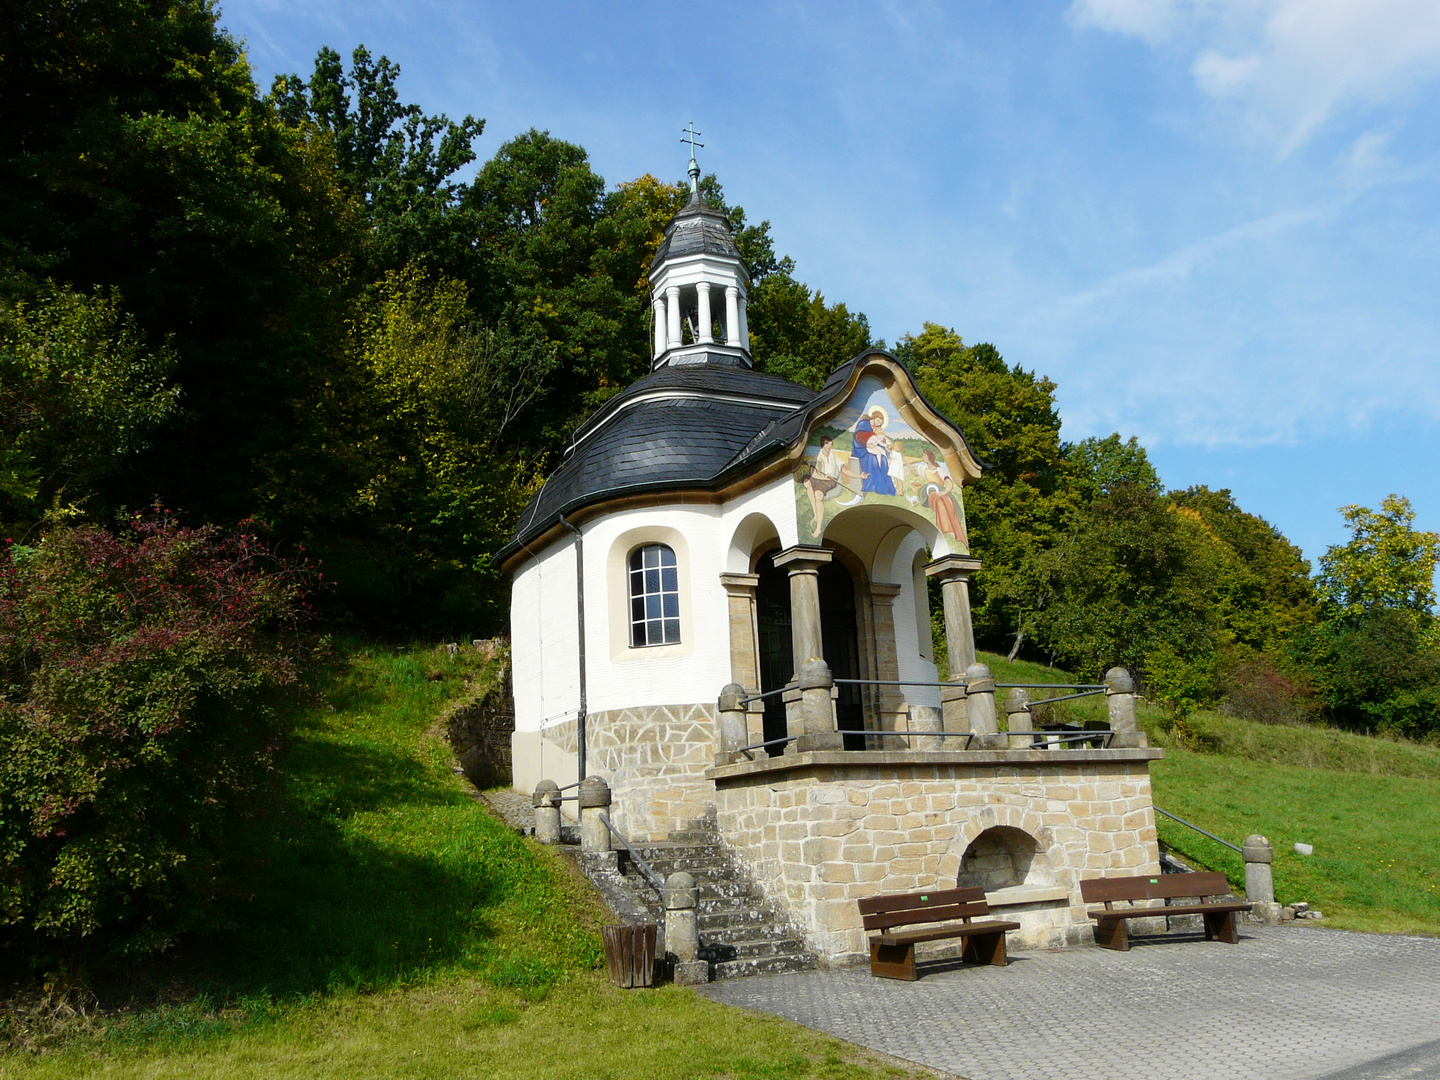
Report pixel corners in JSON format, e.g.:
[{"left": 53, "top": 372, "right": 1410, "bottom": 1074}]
[
  {"left": 956, "top": 826, "right": 1054, "bottom": 892},
  {"left": 754, "top": 551, "right": 867, "bottom": 754}
]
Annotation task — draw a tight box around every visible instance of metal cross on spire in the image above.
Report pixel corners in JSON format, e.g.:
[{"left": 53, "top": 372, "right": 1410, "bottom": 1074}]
[{"left": 682, "top": 120, "right": 704, "bottom": 193}]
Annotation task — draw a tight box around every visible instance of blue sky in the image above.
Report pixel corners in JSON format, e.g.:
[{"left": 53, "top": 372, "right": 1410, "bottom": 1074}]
[{"left": 221, "top": 0, "right": 1440, "bottom": 571}]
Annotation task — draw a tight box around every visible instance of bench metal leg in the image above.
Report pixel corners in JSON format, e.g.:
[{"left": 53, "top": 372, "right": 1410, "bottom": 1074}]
[
  {"left": 961, "top": 931, "right": 1008, "bottom": 967},
  {"left": 1092, "top": 918, "right": 1130, "bottom": 951},
  {"left": 1203, "top": 909, "right": 1239, "bottom": 944},
  {"left": 869, "top": 940, "right": 917, "bottom": 980}
]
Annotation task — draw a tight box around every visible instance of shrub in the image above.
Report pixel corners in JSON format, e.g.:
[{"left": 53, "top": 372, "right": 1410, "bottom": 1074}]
[
  {"left": 1221, "top": 655, "right": 1313, "bottom": 726},
  {"left": 0, "top": 514, "right": 312, "bottom": 957}
]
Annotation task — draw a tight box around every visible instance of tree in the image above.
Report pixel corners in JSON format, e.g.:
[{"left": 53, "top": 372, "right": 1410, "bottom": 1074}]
[
  {"left": 1299, "top": 495, "right": 1440, "bottom": 736},
  {"left": 1065, "top": 434, "right": 1161, "bottom": 502},
  {"left": 1018, "top": 483, "right": 1220, "bottom": 678},
  {"left": 897, "top": 324, "right": 1072, "bottom": 651},
  {"left": 269, "top": 46, "right": 486, "bottom": 284},
  {"left": 1317, "top": 495, "right": 1439, "bottom": 637},
  {"left": 0, "top": 288, "right": 177, "bottom": 524}
]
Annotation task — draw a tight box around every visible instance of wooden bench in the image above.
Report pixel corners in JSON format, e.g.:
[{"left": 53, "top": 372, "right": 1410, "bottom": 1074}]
[
  {"left": 1080, "top": 871, "right": 1252, "bottom": 952},
  {"left": 857, "top": 886, "right": 1021, "bottom": 981}
]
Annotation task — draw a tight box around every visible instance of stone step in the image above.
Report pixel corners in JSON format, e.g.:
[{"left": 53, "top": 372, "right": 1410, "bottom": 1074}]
[
  {"left": 697, "top": 908, "right": 793, "bottom": 933},
  {"left": 702, "top": 935, "right": 809, "bottom": 959},
  {"left": 632, "top": 842, "right": 721, "bottom": 860},
  {"left": 713, "top": 952, "right": 818, "bottom": 980}
]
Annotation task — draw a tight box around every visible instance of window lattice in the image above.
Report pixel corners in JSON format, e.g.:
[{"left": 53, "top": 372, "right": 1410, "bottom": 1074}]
[{"left": 629, "top": 544, "right": 680, "bottom": 647}]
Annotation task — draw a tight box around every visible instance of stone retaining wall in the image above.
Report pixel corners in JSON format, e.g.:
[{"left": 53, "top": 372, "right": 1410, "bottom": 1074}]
[{"left": 712, "top": 749, "right": 1163, "bottom": 960}]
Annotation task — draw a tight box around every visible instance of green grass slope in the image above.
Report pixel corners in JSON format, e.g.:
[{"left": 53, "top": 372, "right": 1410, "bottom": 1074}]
[{"left": 1, "top": 644, "right": 935, "bottom": 1079}]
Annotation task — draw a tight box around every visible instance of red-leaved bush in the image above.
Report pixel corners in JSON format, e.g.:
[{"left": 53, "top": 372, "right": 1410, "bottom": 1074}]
[{"left": 0, "top": 514, "right": 312, "bottom": 954}]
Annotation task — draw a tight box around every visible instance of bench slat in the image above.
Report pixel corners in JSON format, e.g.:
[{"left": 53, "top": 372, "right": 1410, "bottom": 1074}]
[
  {"left": 876, "top": 919, "right": 1021, "bottom": 946},
  {"left": 1080, "top": 871, "right": 1235, "bottom": 904},
  {"left": 1092, "top": 902, "right": 1252, "bottom": 921},
  {"left": 862, "top": 900, "right": 991, "bottom": 932},
  {"left": 857, "top": 886, "right": 986, "bottom": 915}
]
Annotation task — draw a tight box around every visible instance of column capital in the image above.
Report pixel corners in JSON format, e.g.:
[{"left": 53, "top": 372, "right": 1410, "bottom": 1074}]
[
  {"left": 718, "top": 571, "right": 759, "bottom": 594},
  {"left": 868, "top": 581, "right": 903, "bottom": 603},
  {"left": 924, "top": 554, "right": 982, "bottom": 582},
  {"left": 773, "top": 545, "right": 833, "bottom": 572}
]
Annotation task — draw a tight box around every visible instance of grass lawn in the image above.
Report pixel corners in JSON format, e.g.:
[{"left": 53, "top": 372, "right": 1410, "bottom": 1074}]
[{"left": 0, "top": 644, "right": 937, "bottom": 1079}]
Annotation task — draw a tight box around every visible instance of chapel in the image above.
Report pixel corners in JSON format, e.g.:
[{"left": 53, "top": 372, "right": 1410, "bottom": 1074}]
[{"left": 498, "top": 152, "right": 1163, "bottom": 962}]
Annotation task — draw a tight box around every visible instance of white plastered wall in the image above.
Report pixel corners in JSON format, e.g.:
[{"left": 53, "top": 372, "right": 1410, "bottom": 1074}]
[
  {"left": 509, "top": 474, "right": 799, "bottom": 797},
  {"left": 873, "top": 526, "right": 941, "bottom": 710}
]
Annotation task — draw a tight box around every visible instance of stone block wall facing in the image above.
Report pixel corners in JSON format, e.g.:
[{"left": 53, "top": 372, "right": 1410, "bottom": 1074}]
[
  {"left": 712, "top": 751, "right": 1162, "bottom": 961},
  {"left": 587, "top": 703, "right": 720, "bottom": 842}
]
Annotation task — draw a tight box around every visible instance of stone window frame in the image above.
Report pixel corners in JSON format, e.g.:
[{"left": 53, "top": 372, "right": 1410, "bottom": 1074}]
[{"left": 606, "top": 525, "right": 694, "bottom": 662}]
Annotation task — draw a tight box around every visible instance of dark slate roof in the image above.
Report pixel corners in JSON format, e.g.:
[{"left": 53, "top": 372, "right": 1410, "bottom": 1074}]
[
  {"left": 499, "top": 350, "right": 984, "bottom": 563},
  {"left": 648, "top": 191, "right": 742, "bottom": 274},
  {"left": 502, "top": 365, "right": 816, "bottom": 556}
]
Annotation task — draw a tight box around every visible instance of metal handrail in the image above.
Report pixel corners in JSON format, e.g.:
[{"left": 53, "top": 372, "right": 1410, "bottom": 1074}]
[
  {"left": 1000, "top": 682, "right": 1107, "bottom": 690},
  {"left": 1025, "top": 688, "right": 1107, "bottom": 706},
  {"left": 1153, "top": 806, "right": 1243, "bottom": 854},
  {"left": 597, "top": 811, "right": 666, "bottom": 894}
]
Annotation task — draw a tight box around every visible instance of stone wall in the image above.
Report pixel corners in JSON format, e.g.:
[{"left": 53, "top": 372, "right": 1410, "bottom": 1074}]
[
  {"left": 712, "top": 749, "right": 1162, "bottom": 961},
  {"left": 588, "top": 703, "right": 720, "bottom": 842}
]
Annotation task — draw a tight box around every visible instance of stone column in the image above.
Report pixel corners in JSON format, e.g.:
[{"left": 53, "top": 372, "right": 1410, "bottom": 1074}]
[
  {"left": 1005, "top": 687, "right": 1034, "bottom": 750},
  {"left": 925, "top": 555, "right": 982, "bottom": 678},
  {"left": 718, "top": 572, "right": 761, "bottom": 692},
  {"left": 725, "top": 286, "right": 741, "bottom": 347},
  {"left": 737, "top": 295, "right": 750, "bottom": 351},
  {"left": 696, "top": 281, "right": 713, "bottom": 343},
  {"left": 652, "top": 294, "right": 667, "bottom": 358},
  {"left": 533, "top": 780, "right": 561, "bottom": 844},
  {"left": 908, "top": 703, "right": 945, "bottom": 751},
  {"left": 1105, "top": 667, "right": 1147, "bottom": 748},
  {"left": 665, "top": 284, "right": 682, "bottom": 348},
  {"left": 926, "top": 555, "right": 980, "bottom": 743},
  {"left": 578, "top": 775, "right": 612, "bottom": 852},
  {"left": 965, "top": 663, "right": 1003, "bottom": 748},
  {"left": 867, "top": 583, "right": 904, "bottom": 737},
  {"left": 716, "top": 683, "right": 749, "bottom": 765},
  {"left": 773, "top": 546, "right": 831, "bottom": 670},
  {"left": 1244, "top": 835, "right": 1282, "bottom": 924},
  {"left": 664, "top": 872, "right": 707, "bottom": 985}
]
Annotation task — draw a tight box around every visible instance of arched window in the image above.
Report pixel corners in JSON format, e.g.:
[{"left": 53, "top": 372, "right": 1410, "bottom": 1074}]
[{"left": 629, "top": 544, "right": 680, "bottom": 647}]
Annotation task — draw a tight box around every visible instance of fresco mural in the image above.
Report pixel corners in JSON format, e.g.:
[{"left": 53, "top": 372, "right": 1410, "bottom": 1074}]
[{"left": 794, "top": 375, "right": 969, "bottom": 551}]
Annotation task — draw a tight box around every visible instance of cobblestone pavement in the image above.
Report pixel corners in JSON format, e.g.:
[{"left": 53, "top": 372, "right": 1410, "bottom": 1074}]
[{"left": 699, "top": 925, "right": 1440, "bottom": 1080}]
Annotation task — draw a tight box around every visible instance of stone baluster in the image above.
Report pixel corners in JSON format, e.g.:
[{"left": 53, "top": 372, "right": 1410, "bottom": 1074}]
[
  {"left": 1244, "top": 834, "right": 1282, "bottom": 924},
  {"left": 664, "top": 872, "right": 708, "bottom": 985},
  {"left": 716, "top": 683, "right": 750, "bottom": 765},
  {"left": 1105, "top": 667, "right": 1146, "bottom": 748},
  {"left": 965, "top": 663, "right": 1003, "bottom": 749},
  {"left": 578, "top": 775, "right": 612, "bottom": 853},
  {"left": 1005, "top": 687, "right": 1034, "bottom": 750},
  {"left": 532, "top": 779, "right": 561, "bottom": 844},
  {"left": 796, "top": 657, "right": 841, "bottom": 752}
]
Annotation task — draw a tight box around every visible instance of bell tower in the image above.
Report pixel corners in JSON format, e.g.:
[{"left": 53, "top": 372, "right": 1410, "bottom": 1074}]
[{"left": 648, "top": 124, "right": 752, "bottom": 369}]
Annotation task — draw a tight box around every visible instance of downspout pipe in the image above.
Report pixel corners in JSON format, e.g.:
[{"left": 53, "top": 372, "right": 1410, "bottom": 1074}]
[{"left": 557, "top": 514, "right": 587, "bottom": 783}]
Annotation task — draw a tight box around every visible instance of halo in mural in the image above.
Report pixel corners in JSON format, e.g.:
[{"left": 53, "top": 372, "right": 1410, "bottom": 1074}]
[{"left": 794, "top": 375, "right": 969, "bottom": 551}]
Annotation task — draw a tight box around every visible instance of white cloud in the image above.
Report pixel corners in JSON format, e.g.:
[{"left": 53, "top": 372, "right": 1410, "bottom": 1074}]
[{"left": 1070, "top": 0, "right": 1440, "bottom": 155}]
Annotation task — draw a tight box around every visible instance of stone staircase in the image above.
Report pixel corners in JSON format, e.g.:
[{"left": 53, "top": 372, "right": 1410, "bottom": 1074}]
[{"left": 619, "top": 821, "right": 817, "bottom": 980}]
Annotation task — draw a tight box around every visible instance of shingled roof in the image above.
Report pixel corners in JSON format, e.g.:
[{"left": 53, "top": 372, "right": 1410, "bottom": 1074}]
[
  {"left": 501, "top": 365, "right": 815, "bottom": 556},
  {"left": 648, "top": 191, "right": 743, "bottom": 275}
]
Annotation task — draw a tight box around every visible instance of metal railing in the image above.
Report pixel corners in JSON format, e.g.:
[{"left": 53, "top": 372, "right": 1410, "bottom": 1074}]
[
  {"left": 597, "top": 811, "right": 666, "bottom": 894},
  {"left": 1153, "top": 806, "right": 1243, "bottom": 854}
]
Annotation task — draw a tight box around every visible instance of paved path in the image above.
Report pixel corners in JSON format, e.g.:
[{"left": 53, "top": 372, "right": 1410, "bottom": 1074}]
[{"left": 700, "top": 925, "right": 1440, "bottom": 1080}]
